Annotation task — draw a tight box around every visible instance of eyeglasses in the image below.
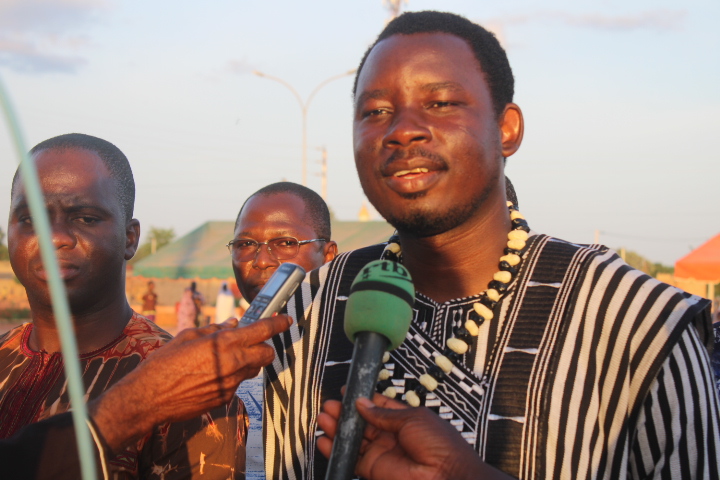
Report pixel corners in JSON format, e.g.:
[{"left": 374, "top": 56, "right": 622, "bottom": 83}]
[{"left": 226, "top": 236, "right": 326, "bottom": 262}]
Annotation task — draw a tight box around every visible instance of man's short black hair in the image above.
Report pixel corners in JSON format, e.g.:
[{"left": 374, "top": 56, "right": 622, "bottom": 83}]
[
  {"left": 235, "top": 182, "right": 331, "bottom": 240},
  {"left": 11, "top": 133, "right": 135, "bottom": 222},
  {"left": 353, "top": 10, "right": 514, "bottom": 117}
]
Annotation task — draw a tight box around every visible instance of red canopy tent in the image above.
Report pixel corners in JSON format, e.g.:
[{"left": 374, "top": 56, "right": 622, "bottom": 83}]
[{"left": 675, "top": 233, "right": 720, "bottom": 282}]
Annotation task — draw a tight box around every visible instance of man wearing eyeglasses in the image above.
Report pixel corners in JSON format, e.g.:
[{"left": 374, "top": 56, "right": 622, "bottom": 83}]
[
  {"left": 228, "top": 181, "right": 337, "bottom": 479},
  {"left": 229, "top": 182, "right": 337, "bottom": 304}
]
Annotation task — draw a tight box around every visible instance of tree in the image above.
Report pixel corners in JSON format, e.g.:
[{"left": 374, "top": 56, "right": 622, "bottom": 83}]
[
  {"left": 0, "top": 226, "right": 8, "bottom": 261},
  {"left": 130, "top": 227, "right": 176, "bottom": 265},
  {"left": 615, "top": 247, "right": 674, "bottom": 278}
]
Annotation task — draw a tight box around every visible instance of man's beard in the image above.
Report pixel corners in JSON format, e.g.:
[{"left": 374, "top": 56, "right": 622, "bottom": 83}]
[{"left": 383, "top": 175, "right": 496, "bottom": 237}]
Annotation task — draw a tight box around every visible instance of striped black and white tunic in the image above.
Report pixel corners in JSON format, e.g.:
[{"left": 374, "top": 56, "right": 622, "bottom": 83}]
[{"left": 264, "top": 235, "right": 720, "bottom": 479}]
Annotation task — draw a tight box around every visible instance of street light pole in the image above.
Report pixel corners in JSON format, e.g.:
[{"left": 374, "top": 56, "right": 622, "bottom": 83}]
[{"left": 253, "top": 69, "right": 356, "bottom": 186}]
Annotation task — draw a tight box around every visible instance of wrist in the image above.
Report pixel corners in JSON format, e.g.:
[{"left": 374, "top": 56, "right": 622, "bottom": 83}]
[
  {"left": 88, "top": 373, "right": 158, "bottom": 453},
  {"left": 446, "top": 454, "right": 514, "bottom": 480}
]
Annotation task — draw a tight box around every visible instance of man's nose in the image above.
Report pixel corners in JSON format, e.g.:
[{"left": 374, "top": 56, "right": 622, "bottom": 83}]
[
  {"left": 382, "top": 108, "right": 432, "bottom": 148},
  {"left": 252, "top": 243, "right": 280, "bottom": 269},
  {"left": 51, "top": 220, "right": 77, "bottom": 250}
]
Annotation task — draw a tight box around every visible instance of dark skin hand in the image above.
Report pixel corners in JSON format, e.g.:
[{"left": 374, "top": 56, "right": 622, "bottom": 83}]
[
  {"left": 89, "top": 314, "right": 292, "bottom": 453},
  {"left": 317, "top": 394, "right": 514, "bottom": 480}
]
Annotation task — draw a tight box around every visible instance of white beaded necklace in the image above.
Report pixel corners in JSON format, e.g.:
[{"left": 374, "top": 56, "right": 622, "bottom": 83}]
[{"left": 377, "top": 201, "right": 530, "bottom": 407}]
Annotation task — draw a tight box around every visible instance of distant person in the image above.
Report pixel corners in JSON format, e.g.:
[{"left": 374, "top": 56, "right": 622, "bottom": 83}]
[
  {"left": 2, "top": 133, "right": 244, "bottom": 479},
  {"left": 177, "top": 281, "right": 204, "bottom": 331},
  {"left": 238, "top": 296, "right": 250, "bottom": 318},
  {"left": 215, "top": 282, "right": 236, "bottom": 324},
  {"left": 229, "top": 182, "right": 337, "bottom": 479},
  {"left": 141, "top": 280, "right": 158, "bottom": 322}
]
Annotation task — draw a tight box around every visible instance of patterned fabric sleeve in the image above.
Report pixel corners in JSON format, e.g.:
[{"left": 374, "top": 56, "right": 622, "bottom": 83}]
[
  {"left": 713, "top": 322, "right": 720, "bottom": 399},
  {"left": 630, "top": 324, "right": 720, "bottom": 479},
  {"left": 0, "top": 412, "right": 110, "bottom": 480},
  {"left": 138, "top": 395, "right": 247, "bottom": 480}
]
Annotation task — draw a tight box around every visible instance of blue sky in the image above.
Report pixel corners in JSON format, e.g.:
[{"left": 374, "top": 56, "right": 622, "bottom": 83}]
[{"left": 1, "top": 0, "right": 718, "bottom": 265}]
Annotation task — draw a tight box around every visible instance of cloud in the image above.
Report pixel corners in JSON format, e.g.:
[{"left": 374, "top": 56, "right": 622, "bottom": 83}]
[
  {"left": 0, "top": 0, "right": 108, "bottom": 74},
  {"left": 0, "top": 39, "right": 86, "bottom": 74},
  {"left": 486, "top": 9, "right": 685, "bottom": 33}
]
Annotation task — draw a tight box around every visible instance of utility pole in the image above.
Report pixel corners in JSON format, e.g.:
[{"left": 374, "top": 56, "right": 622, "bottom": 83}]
[
  {"left": 315, "top": 146, "right": 328, "bottom": 201},
  {"left": 383, "top": 0, "right": 407, "bottom": 22},
  {"left": 253, "top": 69, "right": 355, "bottom": 186}
]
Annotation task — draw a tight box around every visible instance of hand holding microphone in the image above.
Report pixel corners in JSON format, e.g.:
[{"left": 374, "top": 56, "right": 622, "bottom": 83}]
[
  {"left": 319, "top": 260, "right": 513, "bottom": 480},
  {"left": 323, "top": 259, "right": 414, "bottom": 480}
]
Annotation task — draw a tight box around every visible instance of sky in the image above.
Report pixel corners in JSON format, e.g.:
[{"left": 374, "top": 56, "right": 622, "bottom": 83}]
[{"left": 0, "top": 0, "right": 718, "bottom": 265}]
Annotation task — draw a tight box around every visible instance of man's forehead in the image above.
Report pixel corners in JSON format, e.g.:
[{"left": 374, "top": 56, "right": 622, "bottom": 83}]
[
  {"left": 34, "top": 146, "right": 105, "bottom": 169},
  {"left": 14, "top": 147, "right": 108, "bottom": 185},
  {"left": 372, "top": 32, "right": 474, "bottom": 59},
  {"left": 356, "top": 32, "right": 483, "bottom": 91},
  {"left": 11, "top": 147, "right": 116, "bottom": 205},
  {"left": 243, "top": 193, "right": 306, "bottom": 217},
  {"left": 235, "top": 193, "right": 311, "bottom": 234}
]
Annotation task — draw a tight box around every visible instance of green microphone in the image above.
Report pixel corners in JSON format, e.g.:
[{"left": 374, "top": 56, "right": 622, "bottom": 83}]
[{"left": 325, "top": 259, "right": 414, "bottom": 480}]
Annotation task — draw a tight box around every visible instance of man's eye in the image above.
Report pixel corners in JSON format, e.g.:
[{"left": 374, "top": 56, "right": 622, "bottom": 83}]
[
  {"left": 19, "top": 216, "right": 33, "bottom": 225},
  {"left": 77, "top": 216, "right": 99, "bottom": 225},
  {"left": 362, "top": 108, "right": 389, "bottom": 118},
  {"left": 274, "top": 238, "right": 298, "bottom": 247},
  {"left": 429, "top": 101, "right": 455, "bottom": 108},
  {"left": 236, "top": 240, "right": 257, "bottom": 249}
]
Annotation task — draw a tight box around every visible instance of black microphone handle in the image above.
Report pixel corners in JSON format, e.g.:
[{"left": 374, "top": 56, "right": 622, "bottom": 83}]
[{"left": 324, "top": 331, "right": 390, "bottom": 480}]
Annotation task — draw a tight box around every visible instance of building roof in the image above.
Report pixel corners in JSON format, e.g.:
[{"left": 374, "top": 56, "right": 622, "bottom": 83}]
[
  {"left": 675, "top": 233, "right": 720, "bottom": 282},
  {"left": 132, "top": 219, "right": 394, "bottom": 279}
]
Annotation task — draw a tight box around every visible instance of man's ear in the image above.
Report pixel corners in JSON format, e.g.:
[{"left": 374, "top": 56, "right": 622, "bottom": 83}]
[
  {"left": 323, "top": 241, "right": 338, "bottom": 264},
  {"left": 125, "top": 219, "right": 141, "bottom": 260},
  {"left": 499, "top": 103, "right": 524, "bottom": 158}
]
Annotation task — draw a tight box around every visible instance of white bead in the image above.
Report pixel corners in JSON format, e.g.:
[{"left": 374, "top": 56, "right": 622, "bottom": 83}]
[
  {"left": 382, "top": 351, "right": 390, "bottom": 363},
  {"left": 435, "top": 355, "right": 454, "bottom": 373},
  {"left": 473, "top": 302, "right": 494, "bottom": 321},
  {"left": 493, "top": 271, "right": 512, "bottom": 283},
  {"left": 447, "top": 337, "right": 469, "bottom": 355},
  {"left": 419, "top": 374, "right": 438, "bottom": 392},
  {"left": 405, "top": 390, "right": 421, "bottom": 407},
  {"left": 510, "top": 210, "right": 525, "bottom": 220},
  {"left": 500, "top": 254, "right": 521, "bottom": 266},
  {"left": 383, "top": 386, "right": 397, "bottom": 399},
  {"left": 507, "top": 239, "right": 526, "bottom": 251},
  {"left": 378, "top": 369, "right": 391, "bottom": 381},
  {"left": 386, "top": 242, "right": 401, "bottom": 254},
  {"left": 465, "top": 320, "right": 480, "bottom": 336},
  {"left": 486, "top": 288, "right": 501, "bottom": 302},
  {"left": 508, "top": 230, "right": 529, "bottom": 241}
]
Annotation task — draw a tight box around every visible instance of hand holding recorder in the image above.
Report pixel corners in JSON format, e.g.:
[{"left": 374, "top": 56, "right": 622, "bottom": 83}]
[{"left": 91, "top": 314, "right": 293, "bottom": 453}]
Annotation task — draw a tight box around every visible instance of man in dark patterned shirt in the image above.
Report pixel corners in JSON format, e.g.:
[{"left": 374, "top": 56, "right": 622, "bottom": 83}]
[{"left": 1, "top": 133, "right": 245, "bottom": 479}]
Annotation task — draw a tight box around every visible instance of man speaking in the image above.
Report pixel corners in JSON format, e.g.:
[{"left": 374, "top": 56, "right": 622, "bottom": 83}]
[{"left": 263, "top": 11, "right": 720, "bottom": 480}]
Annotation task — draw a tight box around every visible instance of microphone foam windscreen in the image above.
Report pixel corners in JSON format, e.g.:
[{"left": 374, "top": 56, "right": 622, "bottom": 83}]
[{"left": 344, "top": 259, "right": 414, "bottom": 350}]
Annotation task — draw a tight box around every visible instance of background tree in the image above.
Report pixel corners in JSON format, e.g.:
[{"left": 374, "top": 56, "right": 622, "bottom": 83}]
[
  {"left": 616, "top": 248, "right": 674, "bottom": 278},
  {"left": 130, "top": 227, "right": 175, "bottom": 265},
  {"left": 0, "top": 226, "right": 8, "bottom": 261}
]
